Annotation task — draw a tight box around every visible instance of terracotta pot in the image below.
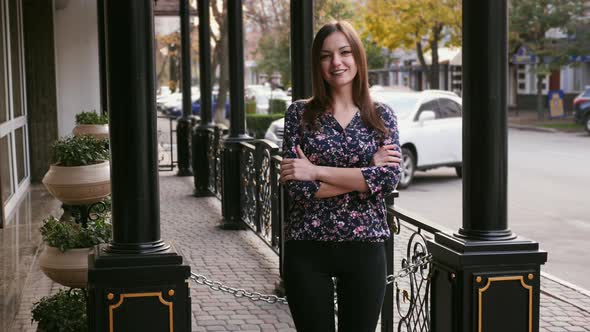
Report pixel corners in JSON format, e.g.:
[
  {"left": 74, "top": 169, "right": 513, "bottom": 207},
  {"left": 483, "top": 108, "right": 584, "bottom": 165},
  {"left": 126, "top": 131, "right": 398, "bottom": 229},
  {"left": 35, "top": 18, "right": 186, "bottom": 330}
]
[
  {"left": 38, "top": 246, "right": 90, "bottom": 288},
  {"left": 42, "top": 161, "right": 111, "bottom": 205},
  {"left": 72, "top": 124, "right": 109, "bottom": 140}
]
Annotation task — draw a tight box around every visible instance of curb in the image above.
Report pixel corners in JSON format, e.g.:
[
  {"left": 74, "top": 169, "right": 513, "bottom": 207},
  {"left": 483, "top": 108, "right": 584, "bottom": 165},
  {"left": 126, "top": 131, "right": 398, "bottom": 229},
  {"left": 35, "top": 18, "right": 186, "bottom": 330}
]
[
  {"left": 541, "top": 271, "right": 590, "bottom": 297},
  {"left": 507, "top": 124, "right": 558, "bottom": 133}
]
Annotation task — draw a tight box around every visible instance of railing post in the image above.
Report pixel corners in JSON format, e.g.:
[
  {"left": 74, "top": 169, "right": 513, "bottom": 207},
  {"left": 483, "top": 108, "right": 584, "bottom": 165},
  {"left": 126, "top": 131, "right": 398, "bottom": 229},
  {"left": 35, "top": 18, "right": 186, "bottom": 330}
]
[
  {"left": 88, "top": 1, "right": 191, "bottom": 331},
  {"left": 220, "top": 0, "right": 254, "bottom": 229},
  {"left": 428, "top": 1, "right": 547, "bottom": 331},
  {"left": 176, "top": 0, "right": 194, "bottom": 176}
]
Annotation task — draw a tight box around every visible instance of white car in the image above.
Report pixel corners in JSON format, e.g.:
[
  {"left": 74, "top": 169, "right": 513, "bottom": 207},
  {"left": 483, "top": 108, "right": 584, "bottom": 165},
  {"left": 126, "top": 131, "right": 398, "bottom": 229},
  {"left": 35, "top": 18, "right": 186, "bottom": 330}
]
[{"left": 264, "top": 89, "right": 463, "bottom": 188}]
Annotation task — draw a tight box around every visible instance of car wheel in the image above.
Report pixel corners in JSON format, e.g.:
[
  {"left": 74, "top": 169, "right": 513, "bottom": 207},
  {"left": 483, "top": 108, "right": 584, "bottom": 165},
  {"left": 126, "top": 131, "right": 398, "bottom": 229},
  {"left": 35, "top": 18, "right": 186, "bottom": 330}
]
[
  {"left": 585, "top": 114, "right": 590, "bottom": 134},
  {"left": 455, "top": 166, "right": 462, "bottom": 178},
  {"left": 398, "top": 147, "right": 416, "bottom": 189}
]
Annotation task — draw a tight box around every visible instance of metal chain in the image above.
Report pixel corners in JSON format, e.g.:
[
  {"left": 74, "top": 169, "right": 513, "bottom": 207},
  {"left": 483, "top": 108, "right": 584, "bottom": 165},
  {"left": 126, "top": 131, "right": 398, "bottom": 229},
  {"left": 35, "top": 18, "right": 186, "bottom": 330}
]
[
  {"left": 386, "top": 254, "right": 433, "bottom": 285},
  {"left": 190, "top": 273, "right": 289, "bottom": 305},
  {"left": 190, "top": 254, "right": 432, "bottom": 306}
]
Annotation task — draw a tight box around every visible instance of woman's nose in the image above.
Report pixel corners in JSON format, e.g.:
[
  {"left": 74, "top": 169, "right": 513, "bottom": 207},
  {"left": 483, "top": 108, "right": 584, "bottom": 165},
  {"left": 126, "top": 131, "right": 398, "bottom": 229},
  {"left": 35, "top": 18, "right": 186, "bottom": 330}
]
[{"left": 331, "top": 54, "right": 342, "bottom": 66}]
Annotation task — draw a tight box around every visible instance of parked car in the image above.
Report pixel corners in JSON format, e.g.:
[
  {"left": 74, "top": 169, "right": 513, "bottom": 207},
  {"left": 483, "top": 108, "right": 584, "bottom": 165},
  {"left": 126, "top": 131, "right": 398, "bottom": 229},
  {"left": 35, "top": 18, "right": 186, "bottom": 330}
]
[
  {"left": 165, "top": 93, "right": 230, "bottom": 119},
  {"left": 264, "top": 89, "right": 463, "bottom": 189},
  {"left": 574, "top": 100, "right": 590, "bottom": 134},
  {"left": 573, "top": 86, "right": 590, "bottom": 110}
]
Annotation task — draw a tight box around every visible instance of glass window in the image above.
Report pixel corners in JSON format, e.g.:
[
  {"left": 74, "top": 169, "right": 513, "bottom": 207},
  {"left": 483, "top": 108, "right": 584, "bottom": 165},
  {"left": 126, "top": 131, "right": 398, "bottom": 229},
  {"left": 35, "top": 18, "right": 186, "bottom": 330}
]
[
  {"left": 438, "top": 99, "right": 462, "bottom": 118},
  {"left": 15, "top": 126, "right": 24, "bottom": 184},
  {"left": 0, "top": 1, "right": 6, "bottom": 124},
  {"left": 416, "top": 99, "right": 441, "bottom": 120},
  {"left": 9, "top": 0, "right": 22, "bottom": 118},
  {"left": 1, "top": 134, "right": 12, "bottom": 204}
]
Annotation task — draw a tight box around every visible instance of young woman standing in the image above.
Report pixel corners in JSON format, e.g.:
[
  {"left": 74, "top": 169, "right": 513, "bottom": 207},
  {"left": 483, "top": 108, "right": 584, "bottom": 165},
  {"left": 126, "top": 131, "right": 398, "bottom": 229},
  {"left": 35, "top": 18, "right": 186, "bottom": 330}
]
[{"left": 280, "top": 21, "right": 402, "bottom": 332}]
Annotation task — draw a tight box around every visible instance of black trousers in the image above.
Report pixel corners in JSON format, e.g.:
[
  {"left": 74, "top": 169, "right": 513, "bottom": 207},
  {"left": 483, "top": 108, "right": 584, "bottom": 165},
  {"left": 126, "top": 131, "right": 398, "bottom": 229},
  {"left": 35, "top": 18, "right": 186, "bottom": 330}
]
[{"left": 284, "top": 240, "right": 387, "bottom": 332}]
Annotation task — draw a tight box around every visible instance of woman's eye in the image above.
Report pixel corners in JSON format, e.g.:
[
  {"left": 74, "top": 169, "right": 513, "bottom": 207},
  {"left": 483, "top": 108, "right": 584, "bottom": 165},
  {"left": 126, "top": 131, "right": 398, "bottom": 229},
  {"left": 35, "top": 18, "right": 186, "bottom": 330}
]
[
  {"left": 320, "top": 54, "right": 331, "bottom": 60},
  {"left": 341, "top": 50, "right": 352, "bottom": 55}
]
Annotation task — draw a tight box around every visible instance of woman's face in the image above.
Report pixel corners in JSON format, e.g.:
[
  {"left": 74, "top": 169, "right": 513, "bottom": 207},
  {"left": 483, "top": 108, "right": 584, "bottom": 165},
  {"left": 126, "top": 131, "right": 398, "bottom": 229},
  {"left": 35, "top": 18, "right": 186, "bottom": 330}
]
[{"left": 320, "top": 31, "right": 358, "bottom": 89}]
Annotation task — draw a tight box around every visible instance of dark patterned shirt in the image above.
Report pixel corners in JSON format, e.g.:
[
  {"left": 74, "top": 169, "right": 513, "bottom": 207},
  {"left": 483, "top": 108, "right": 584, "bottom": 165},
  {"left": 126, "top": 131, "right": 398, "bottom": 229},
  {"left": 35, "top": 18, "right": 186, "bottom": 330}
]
[{"left": 282, "top": 100, "right": 401, "bottom": 242}]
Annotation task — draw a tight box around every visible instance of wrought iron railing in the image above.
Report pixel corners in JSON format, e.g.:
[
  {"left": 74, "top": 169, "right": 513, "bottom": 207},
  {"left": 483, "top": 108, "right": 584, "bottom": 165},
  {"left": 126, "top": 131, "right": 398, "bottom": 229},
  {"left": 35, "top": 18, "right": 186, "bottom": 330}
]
[
  {"left": 383, "top": 204, "right": 438, "bottom": 332},
  {"left": 201, "top": 135, "right": 436, "bottom": 331},
  {"left": 157, "top": 115, "right": 177, "bottom": 171}
]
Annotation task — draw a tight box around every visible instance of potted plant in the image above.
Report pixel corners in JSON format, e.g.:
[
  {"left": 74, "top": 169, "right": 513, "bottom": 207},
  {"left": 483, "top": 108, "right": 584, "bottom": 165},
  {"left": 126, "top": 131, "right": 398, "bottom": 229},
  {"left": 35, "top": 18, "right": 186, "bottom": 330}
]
[
  {"left": 42, "top": 135, "right": 111, "bottom": 205},
  {"left": 72, "top": 111, "right": 109, "bottom": 140},
  {"left": 38, "top": 216, "right": 111, "bottom": 288},
  {"left": 31, "top": 289, "right": 88, "bottom": 332}
]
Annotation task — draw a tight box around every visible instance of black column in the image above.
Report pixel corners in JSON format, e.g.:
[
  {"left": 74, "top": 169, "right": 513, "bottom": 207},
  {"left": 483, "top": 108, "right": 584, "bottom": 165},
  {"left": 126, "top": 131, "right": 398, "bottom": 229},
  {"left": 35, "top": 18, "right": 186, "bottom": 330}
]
[
  {"left": 88, "top": 1, "right": 190, "bottom": 331},
  {"left": 220, "top": 0, "right": 253, "bottom": 229},
  {"left": 428, "top": 1, "right": 547, "bottom": 331},
  {"left": 176, "top": 0, "right": 194, "bottom": 176},
  {"left": 192, "top": 0, "right": 217, "bottom": 196},
  {"left": 290, "top": 0, "right": 313, "bottom": 101}
]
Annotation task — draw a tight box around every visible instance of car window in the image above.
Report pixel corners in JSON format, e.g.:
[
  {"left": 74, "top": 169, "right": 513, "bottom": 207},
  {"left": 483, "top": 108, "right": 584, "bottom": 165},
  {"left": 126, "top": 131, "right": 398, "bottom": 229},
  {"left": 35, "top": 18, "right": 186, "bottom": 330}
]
[
  {"left": 438, "top": 98, "right": 462, "bottom": 118},
  {"left": 416, "top": 99, "right": 441, "bottom": 120},
  {"left": 583, "top": 89, "right": 590, "bottom": 97}
]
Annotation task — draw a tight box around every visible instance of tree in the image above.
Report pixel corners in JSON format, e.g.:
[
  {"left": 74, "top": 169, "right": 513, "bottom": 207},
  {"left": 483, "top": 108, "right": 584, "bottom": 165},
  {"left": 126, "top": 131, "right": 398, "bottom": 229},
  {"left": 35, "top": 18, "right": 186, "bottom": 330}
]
[
  {"left": 363, "top": 0, "right": 461, "bottom": 89},
  {"left": 509, "top": 0, "right": 585, "bottom": 119},
  {"left": 211, "top": 0, "right": 229, "bottom": 124}
]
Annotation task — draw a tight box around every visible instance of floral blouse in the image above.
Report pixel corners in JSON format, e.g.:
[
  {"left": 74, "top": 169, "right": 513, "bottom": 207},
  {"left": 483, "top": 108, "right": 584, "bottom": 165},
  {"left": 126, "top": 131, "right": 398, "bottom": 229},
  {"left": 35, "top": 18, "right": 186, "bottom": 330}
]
[{"left": 282, "top": 100, "right": 401, "bottom": 242}]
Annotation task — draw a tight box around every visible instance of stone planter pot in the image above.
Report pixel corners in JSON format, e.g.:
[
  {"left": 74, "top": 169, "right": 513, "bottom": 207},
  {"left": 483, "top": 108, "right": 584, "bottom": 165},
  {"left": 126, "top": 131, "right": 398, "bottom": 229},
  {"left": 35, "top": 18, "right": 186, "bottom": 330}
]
[
  {"left": 42, "top": 161, "right": 111, "bottom": 205},
  {"left": 38, "top": 246, "right": 91, "bottom": 288},
  {"left": 72, "top": 124, "right": 109, "bottom": 140}
]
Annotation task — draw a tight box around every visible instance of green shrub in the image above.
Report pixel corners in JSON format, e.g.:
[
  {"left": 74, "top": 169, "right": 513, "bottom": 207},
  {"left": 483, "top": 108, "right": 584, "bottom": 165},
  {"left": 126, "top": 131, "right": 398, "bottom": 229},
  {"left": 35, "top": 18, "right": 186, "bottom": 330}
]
[
  {"left": 52, "top": 135, "right": 109, "bottom": 166},
  {"left": 245, "top": 100, "right": 257, "bottom": 114},
  {"left": 268, "top": 99, "right": 287, "bottom": 114},
  {"left": 75, "top": 111, "right": 108, "bottom": 125},
  {"left": 246, "top": 113, "right": 285, "bottom": 138},
  {"left": 40, "top": 216, "right": 112, "bottom": 252},
  {"left": 31, "top": 289, "right": 87, "bottom": 332}
]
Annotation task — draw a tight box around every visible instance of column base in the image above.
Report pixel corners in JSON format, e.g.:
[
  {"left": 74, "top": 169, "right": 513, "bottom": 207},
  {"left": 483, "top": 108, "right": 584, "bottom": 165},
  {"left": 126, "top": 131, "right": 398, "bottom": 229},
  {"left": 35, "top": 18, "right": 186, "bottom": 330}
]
[
  {"left": 220, "top": 135, "right": 254, "bottom": 230},
  {"left": 428, "top": 232, "right": 547, "bottom": 332},
  {"left": 88, "top": 243, "right": 191, "bottom": 332}
]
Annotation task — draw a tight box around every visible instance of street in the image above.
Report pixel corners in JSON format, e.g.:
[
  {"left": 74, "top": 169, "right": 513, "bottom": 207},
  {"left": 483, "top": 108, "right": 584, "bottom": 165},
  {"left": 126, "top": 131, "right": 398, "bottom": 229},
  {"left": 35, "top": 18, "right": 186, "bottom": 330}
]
[{"left": 395, "top": 129, "right": 590, "bottom": 290}]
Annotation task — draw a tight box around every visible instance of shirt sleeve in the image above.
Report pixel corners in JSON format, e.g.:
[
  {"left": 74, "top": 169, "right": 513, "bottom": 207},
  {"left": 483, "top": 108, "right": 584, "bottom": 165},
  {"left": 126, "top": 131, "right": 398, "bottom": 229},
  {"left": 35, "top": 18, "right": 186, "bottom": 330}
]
[
  {"left": 360, "top": 104, "right": 401, "bottom": 196},
  {"left": 281, "top": 102, "right": 320, "bottom": 202}
]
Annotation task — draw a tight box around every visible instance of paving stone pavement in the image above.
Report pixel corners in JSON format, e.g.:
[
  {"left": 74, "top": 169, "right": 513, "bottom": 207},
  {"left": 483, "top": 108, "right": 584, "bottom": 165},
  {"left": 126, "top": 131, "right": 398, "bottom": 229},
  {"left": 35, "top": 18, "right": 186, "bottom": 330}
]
[{"left": 7, "top": 172, "right": 590, "bottom": 331}]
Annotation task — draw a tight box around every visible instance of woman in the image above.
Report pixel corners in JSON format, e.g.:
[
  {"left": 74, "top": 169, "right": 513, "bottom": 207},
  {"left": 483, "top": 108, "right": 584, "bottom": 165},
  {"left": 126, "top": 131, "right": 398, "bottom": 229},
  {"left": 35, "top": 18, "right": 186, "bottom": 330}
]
[{"left": 280, "top": 21, "right": 402, "bottom": 332}]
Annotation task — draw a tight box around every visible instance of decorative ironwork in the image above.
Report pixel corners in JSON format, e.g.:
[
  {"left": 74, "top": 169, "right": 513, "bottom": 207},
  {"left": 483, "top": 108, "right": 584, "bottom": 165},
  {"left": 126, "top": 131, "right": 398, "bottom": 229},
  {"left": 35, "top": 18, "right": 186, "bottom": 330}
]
[
  {"left": 68, "top": 200, "right": 109, "bottom": 227},
  {"left": 258, "top": 148, "right": 273, "bottom": 245},
  {"left": 240, "top": 143, "right": 256, "bottom": 230},
  {"left": 207, "top": 130, "right": 216, "bottom": 193},
  {"left": 387, "top": 207, "right": 438, "bottom": 332},
  {"left": 214, "top": 128, "right": 224, "bottom": 200}
]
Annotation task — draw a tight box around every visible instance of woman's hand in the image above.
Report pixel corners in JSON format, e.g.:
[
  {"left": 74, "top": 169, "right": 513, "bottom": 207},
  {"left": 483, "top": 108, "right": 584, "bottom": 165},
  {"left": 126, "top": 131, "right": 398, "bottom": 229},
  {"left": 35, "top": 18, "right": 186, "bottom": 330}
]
[
  {"left": 371, "top": 144, "right": 402, "bottom": 167},
  {"left": 280, "top": 145, "right": 318, "bottom": 182}
]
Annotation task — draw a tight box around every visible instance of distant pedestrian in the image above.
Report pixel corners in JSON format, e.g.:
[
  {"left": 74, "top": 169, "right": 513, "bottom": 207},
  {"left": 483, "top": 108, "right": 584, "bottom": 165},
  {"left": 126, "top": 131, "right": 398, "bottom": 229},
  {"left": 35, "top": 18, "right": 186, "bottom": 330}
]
[{"left": 280, "top": 21, "right": 402, "bottom": 332}]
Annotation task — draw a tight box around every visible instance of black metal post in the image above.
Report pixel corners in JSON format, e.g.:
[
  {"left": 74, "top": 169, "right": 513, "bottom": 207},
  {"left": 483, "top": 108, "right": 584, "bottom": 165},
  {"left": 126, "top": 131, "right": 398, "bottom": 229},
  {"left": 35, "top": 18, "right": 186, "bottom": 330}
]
[
  {"left": 97, "top": 0, "right": 107, "bottom": 116},
  {"left": 88, "top": 1, "right": 190, "bottom": 331},
  {"left": 192, "top": 0, "right": 216, "bottom": 196},
  {"left": 428, "top": 1, "right": 547, "bottom": 331},
  {"left": 176, "top": 0, "right": 194, "bottom": 176},
  {"left": 220, "top": 0, "right": 253, "bottom": 229},
  {"left": 290, "top": 0, "right": 313, "bottom": 101}
]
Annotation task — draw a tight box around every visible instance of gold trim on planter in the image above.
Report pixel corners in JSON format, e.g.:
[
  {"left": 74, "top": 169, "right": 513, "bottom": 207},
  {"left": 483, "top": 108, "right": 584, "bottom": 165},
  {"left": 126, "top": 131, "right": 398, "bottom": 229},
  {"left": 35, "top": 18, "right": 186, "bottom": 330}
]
[
  {"left": 478, "top": 275, "right": 532, "bottom": 332},
  {"left": 109, "top": 292, "right": 173, "bottom": 332}
]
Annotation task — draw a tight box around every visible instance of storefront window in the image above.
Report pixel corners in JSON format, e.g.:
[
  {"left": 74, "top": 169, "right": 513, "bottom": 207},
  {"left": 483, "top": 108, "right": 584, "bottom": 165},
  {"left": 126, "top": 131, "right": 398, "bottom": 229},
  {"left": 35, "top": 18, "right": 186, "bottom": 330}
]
[
  {"left": 15, "top": 127, "right": 24, "bottom": 184},
  {"left": 0, "top": 134, "right": 12, "bottom": 205}
]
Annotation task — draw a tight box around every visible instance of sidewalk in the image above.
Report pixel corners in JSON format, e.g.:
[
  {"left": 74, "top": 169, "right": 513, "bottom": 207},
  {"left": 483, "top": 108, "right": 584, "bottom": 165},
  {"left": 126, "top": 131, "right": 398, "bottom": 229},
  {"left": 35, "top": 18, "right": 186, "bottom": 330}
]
[
  {"left": 508, "top": 110, "right": 585, "bottom": 133},
  {"left": 8, "top": 172, "right": 590, "bottom": 331}
]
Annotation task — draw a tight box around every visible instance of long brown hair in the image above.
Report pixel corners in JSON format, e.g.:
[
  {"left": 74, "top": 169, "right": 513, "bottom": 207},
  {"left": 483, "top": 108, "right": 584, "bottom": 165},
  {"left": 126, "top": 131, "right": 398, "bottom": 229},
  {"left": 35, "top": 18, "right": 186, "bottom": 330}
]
[{"left": 303, "top": 21, "right": 387, "bottom": 135}]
